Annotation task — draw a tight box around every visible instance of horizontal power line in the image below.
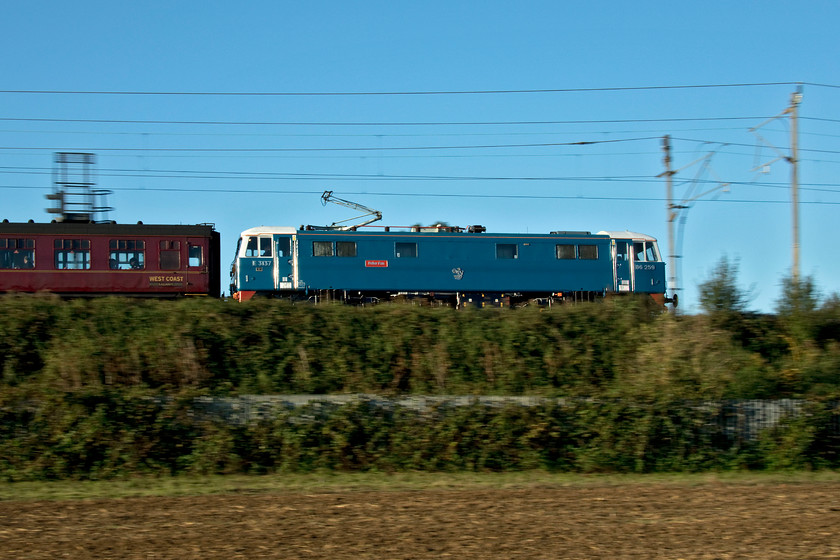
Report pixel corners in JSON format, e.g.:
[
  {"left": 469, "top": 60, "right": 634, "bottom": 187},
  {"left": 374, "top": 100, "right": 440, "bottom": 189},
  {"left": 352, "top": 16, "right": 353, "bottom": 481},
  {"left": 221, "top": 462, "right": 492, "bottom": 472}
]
[
  {"left": 804, "top": 116, "right": 840, "bottom": 124},
  {"left": 0, "top": 136, "right": 661, "bottom": 153},
  {"left": 0, "top": 135, "right": 836, "bottom": 156},
  {"left": 4, "top": 165, "right": 840, "bottom": 192},
  {"left": 0, "top": 167, "right": 659, "bottom": 182},
  {"left": 0, "top": 82, "right": 809, "bottom": 97},
  {"left": 671, "top": 136, "right": 840, "bottom": 156},
  {"left": 0, "top": 116, "right": 777, "bottom": 127},
  {"left": 3, "top": 184, "right": 840, "bottom": 206},
  {"left": 3, "top": 144, "right": 839, "bottom": 166}
]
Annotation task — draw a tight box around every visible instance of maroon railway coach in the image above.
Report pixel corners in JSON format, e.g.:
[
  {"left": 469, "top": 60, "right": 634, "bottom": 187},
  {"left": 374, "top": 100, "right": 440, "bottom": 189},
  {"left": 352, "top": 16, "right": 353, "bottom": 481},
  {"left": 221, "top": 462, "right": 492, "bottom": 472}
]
[{"left": 0, "top": 220, "right": 221, "bottom": 297}]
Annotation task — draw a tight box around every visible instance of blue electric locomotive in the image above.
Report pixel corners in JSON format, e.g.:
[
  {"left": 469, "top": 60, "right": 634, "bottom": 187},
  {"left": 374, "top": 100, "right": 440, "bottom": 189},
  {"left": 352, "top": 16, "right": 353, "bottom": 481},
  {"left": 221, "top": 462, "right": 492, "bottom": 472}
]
[{"left": 230, "top": 224, "right": 671, "bottom": 307}]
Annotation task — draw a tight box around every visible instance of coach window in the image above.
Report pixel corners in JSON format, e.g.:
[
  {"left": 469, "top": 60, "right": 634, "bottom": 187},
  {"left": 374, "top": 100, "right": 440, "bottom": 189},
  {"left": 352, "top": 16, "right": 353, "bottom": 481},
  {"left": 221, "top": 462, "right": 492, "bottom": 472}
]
[
  {"left": 496, "top": 243, "right": 518, "bottom": 259},
  {"left": 188, "top": 244, "right": 203, "bottom": 267},
  {"left": 54, "top": 239, "right": 91, "bottom": 270},
  {"left": 1, "top": 238, "right": 35, "bottom": 269},
  {"left": 336, "top": 241, "right": 357, "bottom": 257},
  {"left": 160, "top": 240, "right": 180, "bottom": 270},
  {"left": 395, "top": 242, "right": 417, "bottom": 258},
  {"left": 556, "top": 244, "right": 576, "bottom": 260},
  {"left": 109, "top": 240, "right": 145, "bottom": 270},
  {"left": 313, "top": 241, "right": 334, "bottom": 257},
  {"left": 579, "top": 245, "right": 598, "bottom": 260}
]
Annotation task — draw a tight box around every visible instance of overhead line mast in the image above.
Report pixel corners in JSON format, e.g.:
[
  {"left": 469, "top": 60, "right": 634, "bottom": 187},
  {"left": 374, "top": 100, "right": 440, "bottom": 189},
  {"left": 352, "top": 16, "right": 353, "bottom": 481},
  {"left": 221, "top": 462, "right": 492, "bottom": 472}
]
[
  {"left": 750, "top": 86, "right": 803, "bottom": 281},
  {"left": 663, "top": 136, "right": 677, "bottom": 309},
  {"left": 790, "top": 89, "right": 802, "bottom": 281}
]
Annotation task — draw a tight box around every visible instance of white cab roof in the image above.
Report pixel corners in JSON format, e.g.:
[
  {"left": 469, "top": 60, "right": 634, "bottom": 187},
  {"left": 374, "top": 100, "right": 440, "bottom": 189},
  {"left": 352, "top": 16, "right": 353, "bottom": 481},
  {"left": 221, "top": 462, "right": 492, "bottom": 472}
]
[
  {"left": 597, "top": 230, "right": 658, "bottom": 242},
  {"left": 240, "top": 226, "right": 298, "bottom": 236}
]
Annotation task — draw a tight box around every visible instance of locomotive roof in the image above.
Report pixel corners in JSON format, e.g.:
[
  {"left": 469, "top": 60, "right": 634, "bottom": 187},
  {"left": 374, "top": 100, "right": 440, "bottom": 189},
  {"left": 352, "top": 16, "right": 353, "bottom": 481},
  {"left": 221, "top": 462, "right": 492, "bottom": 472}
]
[
  {"left": 241, "top": 226, "right": 609, "bottom": 237},
  {"left": 240, "top": 226, "right": 658, "bottom": 242},
  {"left": 0, "top": 220, "right": 216, "bottom": 237}
]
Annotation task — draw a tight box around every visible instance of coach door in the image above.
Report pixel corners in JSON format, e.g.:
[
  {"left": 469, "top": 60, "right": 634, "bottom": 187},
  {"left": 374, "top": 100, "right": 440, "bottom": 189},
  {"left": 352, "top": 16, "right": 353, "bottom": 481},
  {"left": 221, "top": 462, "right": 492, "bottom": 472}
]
[
  {"left": 274, "top": 236, "right": 294, "bottom": 291},
  {"left": 186, "top": 238, "right": 209, "bottom": 291},
  {"left": 612, "top": 239, "right": 633, "bottom": 292}
]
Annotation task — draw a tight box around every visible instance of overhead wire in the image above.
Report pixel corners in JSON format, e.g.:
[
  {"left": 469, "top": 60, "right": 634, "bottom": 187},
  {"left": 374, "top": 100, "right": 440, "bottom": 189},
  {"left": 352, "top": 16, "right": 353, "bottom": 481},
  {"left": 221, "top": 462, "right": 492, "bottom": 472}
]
[
  {"left": 1, "top": 164, "right": 840, "bottom": 189},
  {"left": 0, "top": 82, "right": 810, "bottom": 96},
  {"left": 2, "top": 81, "right": 839, "bottom": 210},
  {"left": 0, "top": 136, "right": 662, "bottom": 153},
  {"left": 2, "top": 182, "right": 839, "bottom": 205},
  {"left": 0, "top": 115, "right": 780, "bottom": 126}
]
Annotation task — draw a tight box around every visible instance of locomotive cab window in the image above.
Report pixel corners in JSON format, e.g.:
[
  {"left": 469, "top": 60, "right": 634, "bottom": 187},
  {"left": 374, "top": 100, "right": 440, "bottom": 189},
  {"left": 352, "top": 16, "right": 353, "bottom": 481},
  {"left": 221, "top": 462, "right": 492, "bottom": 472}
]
[
  {"left": 633, "top": 242, "right": 645, "bottom": 261},
  {"left": 579, "top": 245, "right": 598, "bottom": 260},
  {"left": 336, "top": 241, "right": 357, "bottom": 257},
  {"left": 1, "top": 238, "right": 35, "bottom": 269},
  {"left": 109, "top": 239, "right": 145, "bottom": 270},
  {"left": 313, "top": 241, "right": 334, "bottom": 257},
  {"left": 645, "top": 242, "right": 660, "bottom": 262},
  {"left": 395, "top": 242, "right": 417, "bottom": 258},
  {"left": 160, "top": 240, "right": 180, "bottom": 270},
  {"left": 244, "top": 236, "right": 272, "bottom": 257},
  {"left": 556, "top": 244, "right": 576, "bottom": 260},
  {"left": 54, "top": 239, "right": 90, "bottom": 270},
  {"left": 245, "top": 236, "right": 259, "bottom": 257},
  {"left": 633, "top": 241, "right": 659, "bottom": 262},
  {"left": 496, "top": 243, "right": 518, "bottom": 259}
]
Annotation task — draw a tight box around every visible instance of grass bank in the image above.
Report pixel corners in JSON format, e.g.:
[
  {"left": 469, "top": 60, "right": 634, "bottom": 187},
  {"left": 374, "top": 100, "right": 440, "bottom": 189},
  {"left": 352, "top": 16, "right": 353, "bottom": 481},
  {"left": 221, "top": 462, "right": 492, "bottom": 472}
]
[{"left": 3, "top": 470, "right": 840, "bottom": 502}]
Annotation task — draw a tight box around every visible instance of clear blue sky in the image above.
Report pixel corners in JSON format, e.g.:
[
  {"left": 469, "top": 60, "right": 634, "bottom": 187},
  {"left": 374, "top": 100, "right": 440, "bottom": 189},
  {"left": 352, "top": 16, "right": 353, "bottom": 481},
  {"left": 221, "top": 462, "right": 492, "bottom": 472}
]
[{"left": 1, "top": 1, "right": 838, "bottom": 310}]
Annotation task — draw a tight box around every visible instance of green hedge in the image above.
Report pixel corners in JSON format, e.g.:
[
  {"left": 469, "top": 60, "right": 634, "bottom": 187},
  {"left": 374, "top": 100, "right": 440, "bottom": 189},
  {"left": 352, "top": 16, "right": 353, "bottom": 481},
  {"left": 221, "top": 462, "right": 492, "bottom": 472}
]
[
  {"left": 3, "top": 294, "right": 840, "bottom": 480},
  {"left": 5, "top": 294, "right": 840, "bottom": 399},
  {"left": 2, "top": 391, "right": 839, "bottom": 480}
]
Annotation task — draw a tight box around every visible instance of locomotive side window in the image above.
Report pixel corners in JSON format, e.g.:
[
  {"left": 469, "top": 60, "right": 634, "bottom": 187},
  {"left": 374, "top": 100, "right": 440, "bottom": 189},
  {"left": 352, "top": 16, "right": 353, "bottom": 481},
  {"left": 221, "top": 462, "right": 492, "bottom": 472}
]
[
  {"left": 645, "top": 242, "right": 659, "bottom": 262},
  {"left": 0, "top": 238, "right": 35, "bottom": 269},
  {"left": 336, "top": 241, "right": 357, "bottom": 257},
  {"left": 188, "top": 244, "right": 203, "bottom": 267},
  {"left": 556, "top": 244, "right": 576, "bottom": 260},
  {"left": 54, "top": 239, "right": 91, "bottom": 270},
  {"left": 496, "top": 243, "right": 518, "bottom": 259},
  {"left": 313, "top": 241, "right": 334, "bottom": 257},
  {"left": 160, "top": 240, "right": 180, "bottom": 270},
  {"left": 395, "top": 242, "right": 417, "bottom": 258},
  {"left": 579, "top": 245, "right": 598, "bottom": 260},
  {"left": 109, "top": 239, "right": 145, "bottom": 270}
]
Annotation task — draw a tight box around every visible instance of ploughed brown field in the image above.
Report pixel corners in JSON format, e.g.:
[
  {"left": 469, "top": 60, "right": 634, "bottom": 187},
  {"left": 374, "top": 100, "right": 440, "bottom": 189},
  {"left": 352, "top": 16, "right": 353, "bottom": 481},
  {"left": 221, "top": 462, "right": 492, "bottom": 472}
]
[{"left": 2, "top": 482, "right": 840, "bottom": 559}]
